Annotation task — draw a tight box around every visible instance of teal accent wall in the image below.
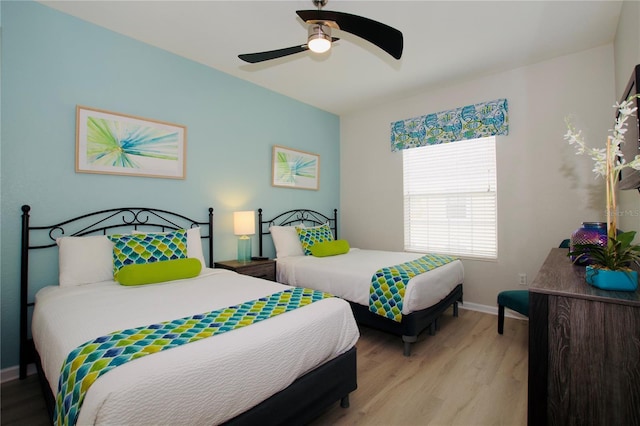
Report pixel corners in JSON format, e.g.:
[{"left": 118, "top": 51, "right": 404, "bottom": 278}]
[{"left": 0, "top": 1, "right": 340, "bottom": 369}]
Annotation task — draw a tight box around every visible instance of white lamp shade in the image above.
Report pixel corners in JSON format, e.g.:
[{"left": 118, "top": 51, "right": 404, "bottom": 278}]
[{"left": 233, "top": 211, "right": 255, "bottom": 236}]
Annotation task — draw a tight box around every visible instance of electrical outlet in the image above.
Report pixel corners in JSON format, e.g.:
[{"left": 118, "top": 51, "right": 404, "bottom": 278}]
[{"left": 518, "top": 273, "right": 527, "bottom": 286}]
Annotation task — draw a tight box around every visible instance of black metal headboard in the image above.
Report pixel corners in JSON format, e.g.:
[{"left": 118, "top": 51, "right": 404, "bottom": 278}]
[
  {"left": 19, "top": 205, "right": 214, "bottom": 379},
  {"left": 258, "top": 208, "right": 338, "bottom": 257}
]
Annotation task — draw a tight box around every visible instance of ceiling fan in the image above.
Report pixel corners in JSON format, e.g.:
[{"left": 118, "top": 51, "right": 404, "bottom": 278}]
[{"left": 238, "top": 0, "right": 403, "bottom": 64}]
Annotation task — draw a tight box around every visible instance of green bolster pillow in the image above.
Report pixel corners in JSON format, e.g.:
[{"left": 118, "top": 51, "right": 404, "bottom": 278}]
[
  {"left": 310, "top": 240, "right": 350, "bottom": 257},
  {"left": 116, "top": 258, "right": 202, "bottom": 286}
]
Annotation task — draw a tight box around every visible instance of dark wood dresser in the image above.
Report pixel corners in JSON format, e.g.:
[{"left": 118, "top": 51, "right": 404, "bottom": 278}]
[{"left": 528, "top": 248, "right": 640, "bottom": 426}]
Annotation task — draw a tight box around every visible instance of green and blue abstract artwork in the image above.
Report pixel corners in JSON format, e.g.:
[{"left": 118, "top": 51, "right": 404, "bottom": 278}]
[
  {"left": 76, "top": 106, "right": 186, "bottom": 179},
  {"left": 86, "top": 117, "right": 180, "bottom": 167},
  {"left": 272, "top": 145, "right": 319, "bottom": 190}
]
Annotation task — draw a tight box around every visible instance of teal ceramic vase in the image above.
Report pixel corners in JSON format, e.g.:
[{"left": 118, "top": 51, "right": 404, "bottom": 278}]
[{"left": 585, "top": 266, "right": 639, "bottom": 291}]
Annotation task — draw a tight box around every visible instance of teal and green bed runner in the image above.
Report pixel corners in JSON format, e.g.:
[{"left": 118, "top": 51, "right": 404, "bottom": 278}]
[
  {"left": 54, "top": 287, "right": 332, "bottom": 426},
  {"left": 369, "top": 254, "right": 457, "bottom": 322}
]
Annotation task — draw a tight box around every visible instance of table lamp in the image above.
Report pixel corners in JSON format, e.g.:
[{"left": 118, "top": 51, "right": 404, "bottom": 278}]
[{"left": 233, "top": 210, "right": 255, "bottom": 263}]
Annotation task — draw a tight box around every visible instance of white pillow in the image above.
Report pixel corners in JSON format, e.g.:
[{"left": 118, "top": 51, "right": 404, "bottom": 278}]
[
  {"left": 270, "top": 225, "right": 305, "bottom": 258},
  {"left": 57, "top": 235, "right": 115, "bottom": 287},
  {"left": 132, "top": 227, "right": 207, "bottom": 269}
]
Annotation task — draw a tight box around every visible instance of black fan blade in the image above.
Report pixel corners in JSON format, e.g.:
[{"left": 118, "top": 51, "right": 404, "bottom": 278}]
[
  {"left": 297, "top": 10, "right": 403, "bottom": 59},
  {"left": 238, "top": 38, "right": 340, "bottom": 63},
  {"left": 239, "top": 44, "right": 309, "bottom": 63}
]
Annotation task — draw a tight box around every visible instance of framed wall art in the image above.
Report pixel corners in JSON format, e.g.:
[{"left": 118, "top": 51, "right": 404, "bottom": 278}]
[
  {"left": 76, "top": 105, "right": 187, "bottom": 179},
  {"left": 272, "top": 145, "right": 320, "bottom": 190}
]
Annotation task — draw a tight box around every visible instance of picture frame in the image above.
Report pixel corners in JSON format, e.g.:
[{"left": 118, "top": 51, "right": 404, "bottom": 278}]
[
  {"left": 76, "top": 105, "right": 187, "bottom": 179},
  {"left": 271, "top": 145, "right": 320, "bottom": 190}
]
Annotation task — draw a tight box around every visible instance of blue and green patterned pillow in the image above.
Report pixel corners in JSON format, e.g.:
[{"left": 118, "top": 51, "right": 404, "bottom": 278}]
[
  {"left": 296, "top": 224, "right": 334, "bottom": 256},
  {"left": 107, "top": 230, "right": 188, "bottom": 275}
]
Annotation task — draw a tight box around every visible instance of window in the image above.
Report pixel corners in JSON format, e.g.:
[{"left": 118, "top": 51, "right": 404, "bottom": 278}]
[{"left": 403, "top": 137, "right": 497, "bottom": 259}]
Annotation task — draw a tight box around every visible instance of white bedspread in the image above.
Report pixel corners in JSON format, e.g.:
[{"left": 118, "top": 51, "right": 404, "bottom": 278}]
[
  {"left": 277, "top": 249, "right": 464, "bottom": 314},
  {"left": 32, "top": 268, "right": 359, "bottom": 425}
]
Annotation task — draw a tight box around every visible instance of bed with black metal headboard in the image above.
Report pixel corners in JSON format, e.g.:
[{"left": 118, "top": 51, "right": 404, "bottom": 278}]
[
  {"left": 19, "top": 205, "right": 214, "bottom": 380},
  {"left": 259, "top": 207, "right": 464, "bottom": 356},
  {"left": 19, "top": 205, "right": 358, "bottom": 425},
  {"left": 258, "top": 208, "right": 338, "bottom": 257}
]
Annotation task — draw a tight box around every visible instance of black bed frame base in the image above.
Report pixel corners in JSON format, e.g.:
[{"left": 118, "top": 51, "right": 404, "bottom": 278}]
[
  {"left": 225, "top": 346, "right": 357, "bottom": 426},
  {"left": 35, "top": 346, "right": 357, "bottom": 426},
  {"left": 349, "top": 284, "right": 463, "bottom": 356}
]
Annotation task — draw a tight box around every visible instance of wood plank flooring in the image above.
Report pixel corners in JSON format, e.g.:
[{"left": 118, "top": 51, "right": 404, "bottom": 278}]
[
  {"left": 311, "top": 309, "right": 528, "bottom": 426},
  {"left": 1, "top": 309, "right": 527, "bottom": 426},
  {"left": 1, "top": 374, "right": 49, "bottom": 426}
]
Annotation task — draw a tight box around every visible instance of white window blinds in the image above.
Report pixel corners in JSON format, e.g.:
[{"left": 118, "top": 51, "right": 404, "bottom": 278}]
[{"left": 403, "top": 136, "right": 497, "bottom": 259}]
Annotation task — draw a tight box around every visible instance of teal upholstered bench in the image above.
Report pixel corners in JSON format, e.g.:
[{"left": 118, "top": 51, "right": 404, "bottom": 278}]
[
  {"left": 497, "top": 240, "right": 567, "bottom": 334},
  {"left": 497, "top": 290, "right": 529, "bottom": 334}
]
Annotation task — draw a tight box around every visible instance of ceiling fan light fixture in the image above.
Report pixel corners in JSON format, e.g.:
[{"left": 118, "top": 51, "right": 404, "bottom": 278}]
[
  {"left": 238, "top": 0, "right": 404, "bottom": 63},
  {"left": 307, "top": 24, "right": 331, "bottom": 53}
]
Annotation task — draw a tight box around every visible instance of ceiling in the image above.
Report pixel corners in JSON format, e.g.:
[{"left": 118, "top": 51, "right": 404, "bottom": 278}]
[{"left": 39, "top": 0, "right": 623, "bottom": 115}]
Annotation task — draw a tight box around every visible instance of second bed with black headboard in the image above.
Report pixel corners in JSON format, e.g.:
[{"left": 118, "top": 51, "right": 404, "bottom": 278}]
[
  {"left": 19, "top": 205, "right": 358, "bottom": 425},
  {"left": 258, "top": 208, "right": 464, "bottom": 356}
]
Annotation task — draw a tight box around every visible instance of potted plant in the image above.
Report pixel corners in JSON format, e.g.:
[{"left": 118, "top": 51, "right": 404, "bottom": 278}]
[
  {"left": 564, "top": 94, "right": 640, "bottom": 291},
  {"left": 569, "top": 230, "right": 640, "bottom": 291}
]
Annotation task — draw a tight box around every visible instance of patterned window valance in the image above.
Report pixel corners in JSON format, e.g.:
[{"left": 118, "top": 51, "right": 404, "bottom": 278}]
[{"left": 390, "top": 98, "right": 508, "bottom": 151}]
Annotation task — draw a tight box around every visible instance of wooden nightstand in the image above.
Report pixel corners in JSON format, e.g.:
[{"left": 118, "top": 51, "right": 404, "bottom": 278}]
[{"left": 214, "top": 259, "right": 276, "bottom": 282}]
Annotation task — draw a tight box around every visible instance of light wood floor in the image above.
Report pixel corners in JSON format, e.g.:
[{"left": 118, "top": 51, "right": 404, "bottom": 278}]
[
  {"left": 312, "top": 309, "right": 528, "bottom": 426},
  {"left": 1, "top": 309, "right": 527, "bottom": 426}
]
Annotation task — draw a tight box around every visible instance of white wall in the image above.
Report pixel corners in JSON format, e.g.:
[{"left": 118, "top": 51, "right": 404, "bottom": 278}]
[
  {"left": 340, "top": 45, "right": 617, "bottom": 308},
  {"left": 614, "top": 0, "right": 640, "bottom": 235}
]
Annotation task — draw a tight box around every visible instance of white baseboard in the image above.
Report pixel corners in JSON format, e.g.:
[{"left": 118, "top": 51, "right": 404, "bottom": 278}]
[
  {"left": 1, "top": 364, "right": 36, "bottom": 384},
  {"left": 459, "top": 301, "right": 528, "bottom": 320}
]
